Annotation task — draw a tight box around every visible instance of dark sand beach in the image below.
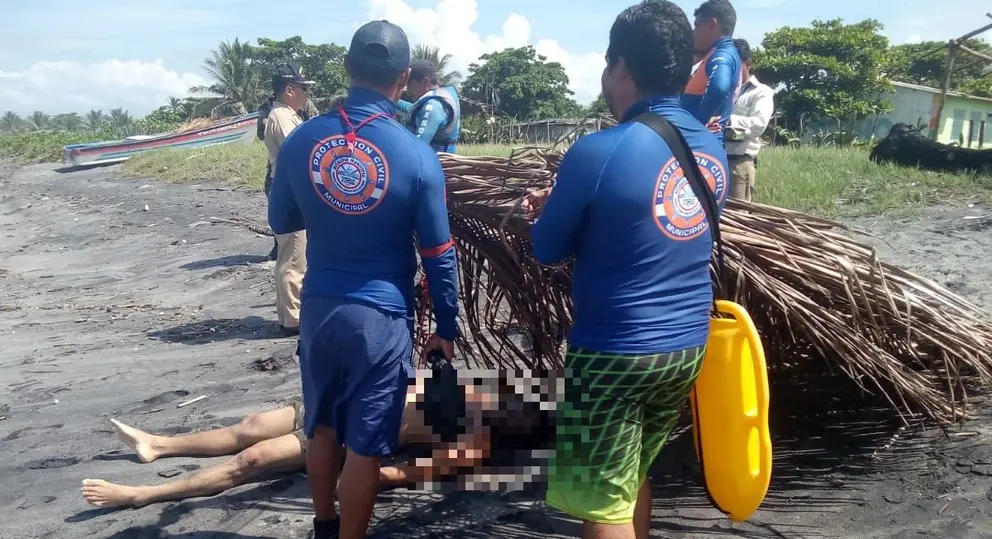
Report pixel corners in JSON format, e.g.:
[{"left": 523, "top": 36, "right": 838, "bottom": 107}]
[{"left": 2, "top": 160, "right": 992, "bottom": 538}]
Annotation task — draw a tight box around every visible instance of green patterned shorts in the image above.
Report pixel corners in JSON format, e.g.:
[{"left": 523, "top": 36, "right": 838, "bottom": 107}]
[{"left": 546, "top": 345, "right": 705, "bottom": 524}]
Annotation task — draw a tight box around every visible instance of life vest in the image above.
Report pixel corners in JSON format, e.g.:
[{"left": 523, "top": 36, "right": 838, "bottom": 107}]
[{"left": 407, "top": 86, "right": 461, "bottom": 152}]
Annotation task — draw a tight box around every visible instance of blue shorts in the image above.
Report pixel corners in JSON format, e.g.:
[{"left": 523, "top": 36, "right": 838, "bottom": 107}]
[{"left": 299, "top": 296, "right": 413, "bottom": 458}]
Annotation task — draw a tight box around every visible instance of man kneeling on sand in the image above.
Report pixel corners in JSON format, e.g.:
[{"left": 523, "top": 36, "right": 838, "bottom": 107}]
[{"left": 81, "top": 368, "right": 555, "bottom": 508}]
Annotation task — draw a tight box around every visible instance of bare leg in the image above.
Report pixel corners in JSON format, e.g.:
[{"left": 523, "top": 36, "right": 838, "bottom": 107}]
[
  {"left": 339, "top": 449, "right": 381, "bottom": 539},
  {"left": 111, "top": 406, "right": 298, "bottom": 463},
  {"left": 633, "top": 480, "right": 652, "bottom": 539},
  {"left": 306, "top": 425, "right": 341, "bottom": 522},
  {"left": 81, "top": 434, "right": 304, "bottom": 508},
  {"left": 582, "top": 522, "right": 636, "bottom": 539}
]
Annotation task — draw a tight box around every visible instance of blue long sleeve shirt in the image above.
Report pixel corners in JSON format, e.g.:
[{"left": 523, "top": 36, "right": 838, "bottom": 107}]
[
  {"left": 268, "top": 87, "right": 459, "bottom": 340},
  {"left": 531, "top": 95, "right": 729, "bottom": 354},
  {"left": 682, "top": 37, "right": 742, "bottom": 141}
]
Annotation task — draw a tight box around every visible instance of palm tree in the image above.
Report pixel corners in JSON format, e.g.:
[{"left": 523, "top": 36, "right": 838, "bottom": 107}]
[
  {"left": 168, "top": 97, "right": 184, "bottom": 114},
  {"left": 412, "top": 44, "right": 460, "bottom": 87},
  {"left": 86, "top": 110, "right": 105, "bottom": 131},
  {"left": 1, "top": 111, "right": 23, "bottom": 134},
  {"left": 189, "top": 38, "right": 267, "bottom": 113},
  {"left": 28, "top": 111, "right": 50, "bottom": 131},
  {"left": 50, "top": 113, "right": 85, "bottom": 132},
  {"left": 108, "top": 108, "right": 133, "bottom": 129}
]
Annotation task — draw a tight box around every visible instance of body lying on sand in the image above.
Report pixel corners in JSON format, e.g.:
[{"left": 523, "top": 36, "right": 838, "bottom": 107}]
[{"left": 82, "top": 369, "right": 555, "bottom": 508}]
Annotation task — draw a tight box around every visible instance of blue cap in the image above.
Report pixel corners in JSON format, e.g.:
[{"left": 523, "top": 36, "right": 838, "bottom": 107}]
[{"left": 348, "top": 20, "right": 411, "bottom": 73}]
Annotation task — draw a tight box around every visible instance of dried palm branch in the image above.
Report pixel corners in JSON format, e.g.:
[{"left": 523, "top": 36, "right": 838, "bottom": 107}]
[{"left": 421, "top": 145, "right": 992, "bottom": 425}]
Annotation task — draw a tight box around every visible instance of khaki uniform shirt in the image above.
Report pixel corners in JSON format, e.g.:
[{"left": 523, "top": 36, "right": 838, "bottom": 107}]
[{"left": 264, "top": 101, "right": 304, "bottom": 170}]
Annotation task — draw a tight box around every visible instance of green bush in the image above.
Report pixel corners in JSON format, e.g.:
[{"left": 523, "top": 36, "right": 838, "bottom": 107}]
[{"left": 0, "top": 132, "right": 105, "bottom": 163}]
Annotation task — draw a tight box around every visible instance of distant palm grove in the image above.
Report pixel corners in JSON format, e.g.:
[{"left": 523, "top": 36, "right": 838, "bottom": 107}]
[
  {"left": 4, "top": 20, "right": 991, "bottom": 142},
  {"left": 0, "top": 36, "right": 591, "bottom": 143}
]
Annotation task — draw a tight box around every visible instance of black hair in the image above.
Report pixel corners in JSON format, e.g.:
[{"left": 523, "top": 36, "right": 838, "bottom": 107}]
[
  {"left": 348, "top": 48, "right": 406, "bottom": 89},
  {"left": 733, "top": 38, "right": 751, "bottom": 63},
  {"left": 272, "top": 79, "right": 291, "bottom": 96},
  {"left": 410, "top": 60, "right": 438, "bottom": 85},
  {"left": 606, "top": 0, "right": 694, "bottom": 96},
  {"left": 694, "top": 0, "right": 736, "bottom": 36}
]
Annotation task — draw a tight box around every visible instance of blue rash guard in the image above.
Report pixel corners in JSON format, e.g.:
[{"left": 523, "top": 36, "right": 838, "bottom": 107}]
[
  {"left": 531, "top": 95, "right": 729, "bottom": 354},
  {"left": 268, "top": 86, "right": 459, "bottom": 340},
  {"left": 682, "top": 37, "right": 742, "bottom": 141}
]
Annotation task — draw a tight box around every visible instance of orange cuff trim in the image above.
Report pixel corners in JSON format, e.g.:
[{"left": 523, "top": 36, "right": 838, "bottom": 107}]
[{"left": 419, "top": 239, "right": 455, "bottom": 258}]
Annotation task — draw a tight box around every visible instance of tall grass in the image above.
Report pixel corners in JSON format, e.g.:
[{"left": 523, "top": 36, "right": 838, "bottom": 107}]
[{"left": 118, "top": 141, "right": 992, "bottom": 216}]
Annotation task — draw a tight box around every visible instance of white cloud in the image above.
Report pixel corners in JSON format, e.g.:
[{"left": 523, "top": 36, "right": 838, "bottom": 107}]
[
  {"left": 364, "top": 0, "right": 604, "bottom": 104},
  {"left": 0, "top": 59, "right": 206, "bottom": 116}
]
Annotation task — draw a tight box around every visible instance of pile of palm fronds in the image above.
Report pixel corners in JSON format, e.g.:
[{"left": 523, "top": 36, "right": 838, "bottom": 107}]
[{"left": 432, "top": 147, "right": 992, "bottom": 425}]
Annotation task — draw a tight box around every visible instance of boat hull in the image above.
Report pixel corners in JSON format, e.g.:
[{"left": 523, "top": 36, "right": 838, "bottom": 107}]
[{"left": 63, "top": 113, "right": 259, "bottom": 168}]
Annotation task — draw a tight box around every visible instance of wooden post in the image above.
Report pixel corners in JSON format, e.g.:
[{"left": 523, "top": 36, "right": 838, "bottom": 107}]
[
  {"left": 980, "top": 120, "right": 986, "bottom": 147},
  {"left": 968, "top": 119, "right": 975, "bottom": 147},
  {"left": 933, "top": 42, "right": 958, "bottom": 141}
]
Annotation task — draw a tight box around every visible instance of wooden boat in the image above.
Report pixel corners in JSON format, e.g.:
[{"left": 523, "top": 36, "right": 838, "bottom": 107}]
[{"left": 62, "top": 112, "right": 259, "bottom": 167}]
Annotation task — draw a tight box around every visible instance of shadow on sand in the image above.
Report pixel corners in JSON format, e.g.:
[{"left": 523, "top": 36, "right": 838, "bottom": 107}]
[
  {"left": 365, "top": 364, "right": 929, "bottom": 538},
  {"left": 146, "top": 317, "right": 285, "bottom": 345},
  {"left": 180, "top": 255, "right": 270, "bottom": 272},
  {"left": 63, "top": 364, "right": 932, "bottom": 538}
]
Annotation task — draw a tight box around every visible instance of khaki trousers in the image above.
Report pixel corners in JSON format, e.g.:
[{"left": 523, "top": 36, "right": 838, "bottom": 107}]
[
  {"left": 274, "top": 231, "right": 306, "bottom": 328},
  {"left": 728, "top": 156, "right": 756, "bottom": 202}
]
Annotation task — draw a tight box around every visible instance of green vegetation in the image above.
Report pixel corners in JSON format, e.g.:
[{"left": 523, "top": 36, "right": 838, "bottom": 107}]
[
  {"left": 7, "top": 16, "right": 988, "bottom": 149},
  {"left": 0, "top": 132, "right": 104, "bottom": 163},
  {"left": 754, "top": 19, "right": 894, "bottom": 131},
  {"left": 120, "top": 143, "right": 992, "bottom": 218}
]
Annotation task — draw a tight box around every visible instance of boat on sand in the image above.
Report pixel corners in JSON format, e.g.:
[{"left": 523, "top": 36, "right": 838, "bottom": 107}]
[{"left": 62, "top": 113, "right": 259, "bottom": 168}]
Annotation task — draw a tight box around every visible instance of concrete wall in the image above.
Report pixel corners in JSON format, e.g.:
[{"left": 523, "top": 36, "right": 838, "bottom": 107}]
[
  {"left": 806, "top": 85, "right": 935, "bottom": 142},
  {"left": 806, "top": 85, "right": 992, "bottom": 148},
  {"left": 936, "top": 94, "right": 992, "bottom": 148}
]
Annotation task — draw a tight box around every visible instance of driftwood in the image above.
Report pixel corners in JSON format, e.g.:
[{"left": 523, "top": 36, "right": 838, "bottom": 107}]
[
  {"left": 427, "top": 145, "right": 992, "bottom": 425},
  {"left": 870, "top": 122, "right": 992, "bottom": 174}
]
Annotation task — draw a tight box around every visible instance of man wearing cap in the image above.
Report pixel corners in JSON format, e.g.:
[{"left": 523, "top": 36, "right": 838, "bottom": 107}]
[
  {"left": 396, "top": 59, "right": 461, "bottom": 153},
  {"left": 267, "top": 20, "right": 458, "bottom": 539},
  {"left": 264, "top": 62, "right": 315, "bottom": 337}
]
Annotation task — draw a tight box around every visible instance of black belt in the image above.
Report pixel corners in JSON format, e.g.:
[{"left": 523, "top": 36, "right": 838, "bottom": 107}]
[{"left": 728, "top": 154, "right": 754, "bottom": 161}]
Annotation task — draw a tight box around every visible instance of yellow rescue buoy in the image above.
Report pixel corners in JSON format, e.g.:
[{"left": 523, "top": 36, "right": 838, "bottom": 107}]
[{"left": 690, "top": 299, "right": 772, "bottom": 522}]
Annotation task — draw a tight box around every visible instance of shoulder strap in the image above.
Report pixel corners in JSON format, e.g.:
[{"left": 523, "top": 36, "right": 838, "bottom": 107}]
[{"left": 633, "top": 111, "right": 726, "bottom": 303}]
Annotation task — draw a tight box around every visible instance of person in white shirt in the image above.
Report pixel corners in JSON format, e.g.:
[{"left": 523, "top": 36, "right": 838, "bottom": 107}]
[{"left": 724, "top": 38, "right": 774, "bottom": 201}]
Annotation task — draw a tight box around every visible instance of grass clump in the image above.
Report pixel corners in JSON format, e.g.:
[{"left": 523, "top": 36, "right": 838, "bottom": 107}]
[
  {"left": 124, "top": 141, "right": 269, "bottom": 190},
  {"left": 123, "top": 142, "right": 992, "bottom": 217},
  {"left": 0, "top": 132, "right": 104, "bottom": 164}
]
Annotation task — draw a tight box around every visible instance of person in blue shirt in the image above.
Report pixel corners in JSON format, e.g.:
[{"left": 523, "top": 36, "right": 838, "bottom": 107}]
[
  {"left": 522, "top": 1, "right": 728, "bottom": 538},
  {"left": 682, "top": 0, "right": 742, "bottom": 142},
  {"left": 267, "top": 20, "right": 458, "bottom": 539},
  {"left": 396, "top": 59, "right": 461, "bottom": 153}
]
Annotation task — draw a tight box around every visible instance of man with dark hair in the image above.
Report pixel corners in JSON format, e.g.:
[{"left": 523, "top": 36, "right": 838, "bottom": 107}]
[
  {"left": 725, "top": 38, "right": 774, "bottom": 201},
  {"left": 522, "top": 1, "right": 727, "bottom": 538},
  {"left": 267, "top": 20, "right": 459, "bottom": 539},
  {"left": 683, "top": 0, "right": 742, "bottom": 142},
  {"left": 397, "top": 59, "right": 462, "bottom": 153},
  {"left": 263, "top": 62, "right": 314, "bottom": 336}
]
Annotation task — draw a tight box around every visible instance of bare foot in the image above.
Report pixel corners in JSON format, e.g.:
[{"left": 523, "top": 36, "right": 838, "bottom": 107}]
[
  {"left": 80, "top": 479, "right": 146, "bottom": 508},
  {"left": 110, "top": 418, "right": 160, "bottom": 463}
]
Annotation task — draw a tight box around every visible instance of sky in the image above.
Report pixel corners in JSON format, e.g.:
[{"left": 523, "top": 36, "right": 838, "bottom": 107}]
[{"left": 1, "top": 0, "right": 990, "bottom": 116}]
